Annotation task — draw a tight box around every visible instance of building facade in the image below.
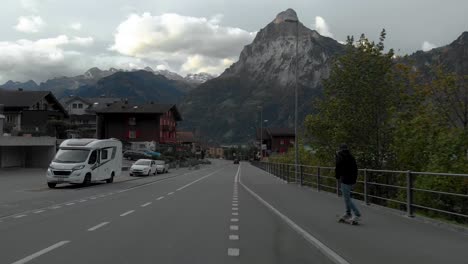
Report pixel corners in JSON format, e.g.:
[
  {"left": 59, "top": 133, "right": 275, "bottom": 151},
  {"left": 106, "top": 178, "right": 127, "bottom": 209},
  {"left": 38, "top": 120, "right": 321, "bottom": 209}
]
[{"left": 256, "top": 128, "right": 295, "bottom": 156}]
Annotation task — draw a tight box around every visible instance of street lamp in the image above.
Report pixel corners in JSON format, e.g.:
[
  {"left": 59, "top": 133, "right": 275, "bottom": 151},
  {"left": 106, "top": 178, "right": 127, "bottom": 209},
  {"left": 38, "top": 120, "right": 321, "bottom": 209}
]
[
  {"left": 285, "top": 15, "right": 300, "bottom": 183},
  {"left": 257, "top": 106, "right": 263, "bottom": 159}
]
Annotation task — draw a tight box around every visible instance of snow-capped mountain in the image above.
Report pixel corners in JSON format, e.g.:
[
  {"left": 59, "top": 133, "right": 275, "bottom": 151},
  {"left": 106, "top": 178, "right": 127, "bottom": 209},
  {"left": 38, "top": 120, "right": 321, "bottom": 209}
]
[{"left": 184, "top": 73, "right": 215, "bottom": 84}]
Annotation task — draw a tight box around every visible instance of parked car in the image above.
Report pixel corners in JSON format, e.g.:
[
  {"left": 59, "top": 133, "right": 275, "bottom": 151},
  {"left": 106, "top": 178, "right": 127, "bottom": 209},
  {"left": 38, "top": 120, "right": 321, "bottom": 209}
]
[
  {"left": 130, "top": 159, "right": 157, "bottom": 176},
  {"left": 155, "top": 160, "right": 169, "bottom": 174},
  {"left": 124, "top": 150, "right": 151, "bottom": 161},
  {"left": 233, "top": 159, "right": 240, "bottom": 164}
]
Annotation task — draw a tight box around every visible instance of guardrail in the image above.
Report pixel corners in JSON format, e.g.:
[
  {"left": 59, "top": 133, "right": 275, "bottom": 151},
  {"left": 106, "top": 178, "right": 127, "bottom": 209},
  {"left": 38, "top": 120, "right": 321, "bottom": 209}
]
[{"left": 252, "top": 161, "right": 468, "bottom": 224}]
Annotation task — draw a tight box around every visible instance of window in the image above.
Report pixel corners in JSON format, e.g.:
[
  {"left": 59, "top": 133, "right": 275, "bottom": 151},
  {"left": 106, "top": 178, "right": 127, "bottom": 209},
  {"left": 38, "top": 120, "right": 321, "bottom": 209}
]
[
  {"left": 129, "top": 130, "right": 136, "bottom": 139},
  {"left": 72, "top": 103, "right": 77, "bottom": 109},
  {"left": 129, "top": 117, "right": 136, "bottom": 125},
  {"left": 6, "top": 115, "right": 16, "bottom": 124},
  {"left": 88, "top": 150, "right": 97, "bottom": 164},
  {"left": 101, "top": 149, "right": 109, "bottom": 161},
  {"left": 78, "top": 103, "right": 83, "bottom": 109}
]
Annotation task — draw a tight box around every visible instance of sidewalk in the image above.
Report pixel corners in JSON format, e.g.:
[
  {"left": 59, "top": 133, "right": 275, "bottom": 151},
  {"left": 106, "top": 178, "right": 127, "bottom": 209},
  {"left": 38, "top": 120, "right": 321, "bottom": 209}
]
[{"left": 240, "top": 162, "right": 468, "bottom": 264}]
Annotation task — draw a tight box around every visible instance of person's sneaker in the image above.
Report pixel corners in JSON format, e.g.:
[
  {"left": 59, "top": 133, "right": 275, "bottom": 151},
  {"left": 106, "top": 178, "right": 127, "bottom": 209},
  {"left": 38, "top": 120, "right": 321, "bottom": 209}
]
[
  {"left": 350, "top": 215, "right": 361, "bottom": 222},
  {"left": 340, "top": 213, "right": 352, "bottom": 220}
]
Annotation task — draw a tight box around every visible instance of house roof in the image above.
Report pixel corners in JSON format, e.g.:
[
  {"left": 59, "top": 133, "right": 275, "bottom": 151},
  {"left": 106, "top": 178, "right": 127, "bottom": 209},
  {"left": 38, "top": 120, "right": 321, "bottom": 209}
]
[
  {"left": 96, "top": 102, "right": 182, "bottom": 121},
  {"left": 177, "top": 131, "right": 195, "bottom": 143},
  {"left": 62, "top": 96, "right": 122, "bottom": 112},
  {"left": 256, "top": 127, "right": 295, "bottom": 139},
  {"left": 0, "top": 89, "right": 67, "bottom": 116}
]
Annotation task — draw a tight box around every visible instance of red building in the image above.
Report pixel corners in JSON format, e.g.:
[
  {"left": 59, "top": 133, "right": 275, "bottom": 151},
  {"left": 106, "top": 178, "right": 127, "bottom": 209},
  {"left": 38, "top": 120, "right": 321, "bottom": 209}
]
[
  {"left": 257, "top": 128, "right": 295, "bottom": 155},
  {"left": 96, "top": 102, "right": 182, "bottom": 143}
]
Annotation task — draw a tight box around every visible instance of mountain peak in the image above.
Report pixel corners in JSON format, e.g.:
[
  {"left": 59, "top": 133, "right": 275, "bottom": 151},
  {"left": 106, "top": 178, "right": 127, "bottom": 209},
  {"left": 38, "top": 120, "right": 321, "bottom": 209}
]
[
  {"left": 273, "top": 8, "right": 298, "bottom": 24},
  {"left": 454, "top": 31, "right": 468, "bottom": 44}
]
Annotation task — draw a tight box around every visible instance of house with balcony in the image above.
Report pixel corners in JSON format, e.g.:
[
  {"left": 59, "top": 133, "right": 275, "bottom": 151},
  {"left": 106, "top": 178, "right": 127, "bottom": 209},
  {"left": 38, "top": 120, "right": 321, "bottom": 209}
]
[
  {"left": 95, "top": 102, "right": 182, "bottom": 144},
  {"left": 256, "top": 127, "right": 295, "bottom": 156}
]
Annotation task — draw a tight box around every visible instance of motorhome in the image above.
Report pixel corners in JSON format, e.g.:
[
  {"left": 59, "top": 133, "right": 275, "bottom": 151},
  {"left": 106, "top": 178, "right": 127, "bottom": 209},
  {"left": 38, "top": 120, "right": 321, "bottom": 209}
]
[{"left": 46, "top": 139, "right": 122, "bottom": 188}]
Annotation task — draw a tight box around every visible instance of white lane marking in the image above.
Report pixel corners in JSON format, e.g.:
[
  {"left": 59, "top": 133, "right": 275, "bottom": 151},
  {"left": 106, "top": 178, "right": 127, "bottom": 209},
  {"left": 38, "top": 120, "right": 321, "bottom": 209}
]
[
  {"left": 231, "top": 218, "right": 239, "bottom": 222},
  {"left": 33, "top": 210, "right": 45, "bottom": 214},
  {"left": 11, "top": 240, "right": 70, "bottom": 264},
  {"left": 239, "top": 164, "right": 351, "bottom": 264},
  {"left": 90, "top": 197, "right": 97, "bottom": 200},
  {"left": 176, "top": 169, "right": 223, "bottom": 191},
  {"left": 120, "top": 210, "right": 135, "bottom": 217},
  {"left": 78, "top": 200, "right": 87, "bottom": 202},
  {"left": 229, "top": 235, "right": 239, "bottom": 240},
  {"left": 232, "top": 212, "right": 239, "bottom": 216},
  {"left": 51, "top": 206, "right": 61, "bottom": 209},
  {"left": 230, "top": 225, "right": 239, "bottom": 231},
  {"left": 65, "top": 203, "right": 75, "bottom": 206},
  {"left": 14, "top": 215, "right": 27, "bottom": 218},
  {"left": 88, "top": 222, "right": 109, "bottom": 231},
  {"left": 157, "top": 196, "right": 165, "bottom": 201},
  {"left": 232, "top": 203, "right": 238, "bottom": 206},
  {"left": 232, "top": 207, "right": 238, "bottom": 211},
  {"left": 141, "top": 202, "right": 152, "bottom": 207},
  {"left": 228, "top": 248, "right": 240, "bottom": 256},
  {"left": 168, "top": 192, "right": 174, "bottom": 195}
]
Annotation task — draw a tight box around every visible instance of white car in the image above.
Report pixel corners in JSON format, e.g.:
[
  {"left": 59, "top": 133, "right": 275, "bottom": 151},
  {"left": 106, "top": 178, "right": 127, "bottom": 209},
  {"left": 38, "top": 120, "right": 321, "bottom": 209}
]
[
  {"left": 130, "top": 159, "right": 156, "bottom": 176},
  {"left": 155, "top": 160, "right": 169, "bottom": 174}
]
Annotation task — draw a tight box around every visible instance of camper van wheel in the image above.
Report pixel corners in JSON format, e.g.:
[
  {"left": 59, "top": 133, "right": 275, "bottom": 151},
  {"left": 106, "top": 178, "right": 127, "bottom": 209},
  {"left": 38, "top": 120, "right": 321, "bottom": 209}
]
[
  {"left": 106, "top": 172, "right": 115, "bottom": 183},
  {"left": 48, "top": 183, "right": 56, "bottom": 188},
  {"left": 83, "top": 174, "right": 91, "bottom": 186}
]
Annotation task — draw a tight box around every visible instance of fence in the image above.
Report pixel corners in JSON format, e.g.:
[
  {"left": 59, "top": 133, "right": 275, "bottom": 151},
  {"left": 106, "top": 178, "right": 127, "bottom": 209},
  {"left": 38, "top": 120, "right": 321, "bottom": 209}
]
[{"left": 252, "top": 161, "right": 468, "bottom": 224}]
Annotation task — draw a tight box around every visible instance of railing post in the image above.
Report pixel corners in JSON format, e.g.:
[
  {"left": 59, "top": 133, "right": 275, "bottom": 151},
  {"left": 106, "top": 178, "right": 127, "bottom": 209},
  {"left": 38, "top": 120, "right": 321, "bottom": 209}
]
[
  {"left": 364, "top": 169, "right": 369, "bottom": 205},
  {"left": 317, "top": 167, "right": 320, "bottom": 191},
  {"left": 406, "top": 171, "right": 414, "bottom": 217},
  {"left": 286, "top": 164, "right": 290, "bottom": 183},
  {"left": 300, "top": 165, "right": 303, "bottom": 186}
]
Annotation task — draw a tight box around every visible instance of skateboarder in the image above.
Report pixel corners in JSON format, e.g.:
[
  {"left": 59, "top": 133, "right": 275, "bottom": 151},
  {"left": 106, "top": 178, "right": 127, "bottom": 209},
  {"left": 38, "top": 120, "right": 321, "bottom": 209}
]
[{"left": 335, "top": 144, "right": 361, "bottom": 223}]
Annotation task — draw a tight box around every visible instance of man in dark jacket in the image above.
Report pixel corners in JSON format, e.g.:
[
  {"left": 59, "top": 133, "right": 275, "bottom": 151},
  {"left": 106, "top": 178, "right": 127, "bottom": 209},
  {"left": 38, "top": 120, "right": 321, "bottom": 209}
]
[{"left": 335, "top": 144, "right": 361, "bottom": 222}]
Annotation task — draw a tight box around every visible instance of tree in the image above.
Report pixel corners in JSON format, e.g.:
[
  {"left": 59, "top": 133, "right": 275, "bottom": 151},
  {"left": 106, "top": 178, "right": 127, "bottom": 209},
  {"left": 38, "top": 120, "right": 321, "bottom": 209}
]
[{"left": 305, "top": 30, "right": 400, "bottom": 169}]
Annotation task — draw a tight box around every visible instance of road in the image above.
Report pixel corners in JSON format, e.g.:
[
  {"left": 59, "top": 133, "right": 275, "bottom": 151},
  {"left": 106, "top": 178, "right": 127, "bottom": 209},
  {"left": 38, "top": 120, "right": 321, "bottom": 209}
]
[{"left": 0, "top": 160, "right": 332, "bottom": 264}]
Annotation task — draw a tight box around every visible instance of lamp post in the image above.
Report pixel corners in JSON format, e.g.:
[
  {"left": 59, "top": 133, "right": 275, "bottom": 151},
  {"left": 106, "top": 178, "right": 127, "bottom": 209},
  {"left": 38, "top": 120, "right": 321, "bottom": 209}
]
[
  {"left": 257, "top": 106, "right": 263, "bottom": 159},
  {"left": 285, "top": 16, "right": 299, "bottom": 183}
]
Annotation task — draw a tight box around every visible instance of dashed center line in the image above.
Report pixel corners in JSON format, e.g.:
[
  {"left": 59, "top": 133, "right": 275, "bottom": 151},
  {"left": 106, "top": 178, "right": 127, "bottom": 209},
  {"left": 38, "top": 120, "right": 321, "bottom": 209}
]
[
  {"left": 78, "top": 200, "right": 87, "bottom": 202},
  {"left": 168, "top": 192, "right": 174, "bottom": 195},
  {"left": 230, "top": 225, "right": 239, "bottom": 231},
  {"left": 232, "top": 212, "right": 239, "bottom": 216},
  {"left": 141, "top": 202, "right": 152, "bottom": 207},
  {"left": 14, "top": 215, "right": 27, "bottom": 219},
  {"left": 51, "top": 206, "right": 61, "bottom": 209},
  {"left": 232, "top": 207, "right": 238, "bottom": 211},
  {"left": 11, "top": 240, "right": 70, "bottom": 264},
  {"left": 65, "top": 203, "right": 75, "bottom": 206},
  {"left": 231, "top": 218, "right": 239, "bottom": 222},
  {"left": 88, "top": 222, "right": 109, "bottom": 231},
  {"left": 228, "top": 248, "right": 240, "bottom": 257},
  {"left": 33, "top": 210, "right": 45, "bottom": 214},
  {"left": 229, "top": 235, "right": 239, "bottom": 240},
  {"left": 120, "top": 210, "right": 135, "bottom": 217},
  {"left": 157, "top": 196, "right": 165, "bottom": 200}
]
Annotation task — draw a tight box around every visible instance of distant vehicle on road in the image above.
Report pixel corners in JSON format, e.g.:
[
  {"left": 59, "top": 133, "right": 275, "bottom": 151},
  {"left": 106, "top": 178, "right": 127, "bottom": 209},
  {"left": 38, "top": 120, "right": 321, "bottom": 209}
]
[
  {"left": 130, "top": 159, "right": 157, "bottom": 176},
  {"left": 234, "top": 159, "right": 240, "bottom": 164},
  {"left": 47, "top": 139, "right": 122, "bottom": 188},
  {"left": 123, "top": 150, "right": 151, "bottom": 160},
  {"left": 155, "top": 160, "right": 169, "bottom": 173}
]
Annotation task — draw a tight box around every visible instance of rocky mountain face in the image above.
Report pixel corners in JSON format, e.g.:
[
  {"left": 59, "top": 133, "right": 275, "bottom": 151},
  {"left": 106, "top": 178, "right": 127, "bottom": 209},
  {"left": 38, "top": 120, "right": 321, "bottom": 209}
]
[
  {"left": 184, "top": 73, "right": 215, "bottom": 85},
  {"left": 0, "top": 80, "right": 38, "bottom": 90},
  {"left": 71, "top": 70, "right": 185, "bottom": 104},
  {"left": 180, "top": 9, "right": 345, "bottom": 143},
  {"left": 405, "top": 32, "right": 468, "bottom": 76}
]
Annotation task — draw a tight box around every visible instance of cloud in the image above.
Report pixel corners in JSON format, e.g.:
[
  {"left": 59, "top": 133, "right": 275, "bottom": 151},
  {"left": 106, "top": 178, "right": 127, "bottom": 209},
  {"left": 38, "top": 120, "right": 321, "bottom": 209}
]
[
  {"left": 14, "top": 16, "right": 45, "bottom": 33},
  {"left": 110, "top": 12, "right": 255, "bottom": 74},
  {"left": 314, "top": 16, "right": 333, "bottom": 38},
  {"left": 0, "top": 35, "right": 95, "bottom": 82},
  {"left": 20, "top": 0, "right": 39, "bottom": 12},
  {"left": 422, "top": 41, "right": 437, "bottom": 52},
  {"left": 70, "top": 22, "right": 82, "bottom": 31}
]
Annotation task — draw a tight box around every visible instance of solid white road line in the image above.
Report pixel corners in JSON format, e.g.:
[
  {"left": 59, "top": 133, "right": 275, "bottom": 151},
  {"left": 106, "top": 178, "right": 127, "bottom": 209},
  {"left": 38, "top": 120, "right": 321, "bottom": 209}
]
[
  {"left": 141, "top": 202, "right": 152, "bottom": 207},
  {"left": 168, "top": 192, "right": 174, "bottom": 195},
  {"left": 33, "top": 210, "right": 45, "bottom": 214},
  {"left": 88, "top": 222, "right": 109, "bottom": 231},
  {"left": 227, "top": 248, "right": 240, "bottom": 257},
  {"left": 120, "top": 210, "right": 135, "bottom": 217},
  {"left": 176, "top": 169, "right": 223, "bottom": 191},
  {"left": 239, "top": 164, "right": 351, "bottom": 264},
  {"left": 229, "top": 235, "right": 239, "bottom": 240},
  {"left": 230, "top": 225, "right": 239, "bottom": 231},
  {"left": 157, "top": 196, "right": 165, "bottom": 201},
  {"left": 14, "top": 215, "right": 27, "bottom": 218},
  {"left": 11, "top": 240, "right": 70, "bottom": 264}
]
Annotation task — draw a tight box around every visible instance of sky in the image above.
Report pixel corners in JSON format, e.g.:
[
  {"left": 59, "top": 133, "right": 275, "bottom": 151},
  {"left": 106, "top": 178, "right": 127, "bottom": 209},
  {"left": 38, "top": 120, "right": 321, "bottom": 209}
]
[{"left": 0, "top": 0, "right": 467, "bottom": 83}]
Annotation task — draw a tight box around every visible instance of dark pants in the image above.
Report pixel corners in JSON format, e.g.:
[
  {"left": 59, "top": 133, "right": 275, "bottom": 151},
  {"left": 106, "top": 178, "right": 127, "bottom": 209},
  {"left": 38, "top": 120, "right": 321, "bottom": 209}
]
[{"left": 341, "top": 183, "right": 361, "bottom": 217}]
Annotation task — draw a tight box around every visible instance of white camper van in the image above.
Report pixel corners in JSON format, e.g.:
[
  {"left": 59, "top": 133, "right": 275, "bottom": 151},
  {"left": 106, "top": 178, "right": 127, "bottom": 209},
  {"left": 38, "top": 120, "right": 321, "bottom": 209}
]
[{"left": 46, "top": 139, "right": 122, "bottom": 188}]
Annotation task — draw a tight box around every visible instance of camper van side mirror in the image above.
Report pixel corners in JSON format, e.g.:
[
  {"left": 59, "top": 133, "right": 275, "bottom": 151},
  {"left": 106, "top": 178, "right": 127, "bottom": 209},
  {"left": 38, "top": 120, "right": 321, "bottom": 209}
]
[{"left": 88, "top": 150, "right": 97, "bottom": 165}]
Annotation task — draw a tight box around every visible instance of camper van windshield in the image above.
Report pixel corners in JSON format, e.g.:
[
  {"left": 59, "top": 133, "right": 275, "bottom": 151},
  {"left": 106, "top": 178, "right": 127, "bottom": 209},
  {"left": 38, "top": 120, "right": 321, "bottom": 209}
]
[{"left": 54, "top": 149, "right": 90, "bottom": 163}]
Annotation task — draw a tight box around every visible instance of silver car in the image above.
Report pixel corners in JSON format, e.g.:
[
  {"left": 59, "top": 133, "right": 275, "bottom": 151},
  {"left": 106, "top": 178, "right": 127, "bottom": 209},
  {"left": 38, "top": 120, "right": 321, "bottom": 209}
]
[{"left": 155, "top": 160, "right": 169, "bottom": 174}]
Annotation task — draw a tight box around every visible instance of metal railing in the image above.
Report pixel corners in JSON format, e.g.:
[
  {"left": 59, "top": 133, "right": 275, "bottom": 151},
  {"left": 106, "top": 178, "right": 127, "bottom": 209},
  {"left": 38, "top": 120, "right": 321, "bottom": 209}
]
[{"left": 252, "top": 161, "right": 468, "bottom": 224}]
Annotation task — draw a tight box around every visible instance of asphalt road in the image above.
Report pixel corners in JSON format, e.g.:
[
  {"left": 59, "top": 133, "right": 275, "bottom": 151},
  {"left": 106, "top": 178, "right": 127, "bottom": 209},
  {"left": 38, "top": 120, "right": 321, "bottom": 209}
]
[{"left": 0, "top": 160, "right": 333, "bottom": 264}]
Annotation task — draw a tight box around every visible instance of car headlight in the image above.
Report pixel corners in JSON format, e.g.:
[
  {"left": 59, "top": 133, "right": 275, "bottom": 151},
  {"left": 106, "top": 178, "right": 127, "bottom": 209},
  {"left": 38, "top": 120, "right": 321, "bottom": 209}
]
[{"left": 72, "top": 165, "right": 85, "bottom": 171}]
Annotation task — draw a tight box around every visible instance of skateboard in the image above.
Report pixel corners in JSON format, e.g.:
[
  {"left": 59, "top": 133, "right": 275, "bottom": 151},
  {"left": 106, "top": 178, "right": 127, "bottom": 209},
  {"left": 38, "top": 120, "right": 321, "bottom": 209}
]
[{"left": 337, "top": 215, "right": 359, "bottom": 225}]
